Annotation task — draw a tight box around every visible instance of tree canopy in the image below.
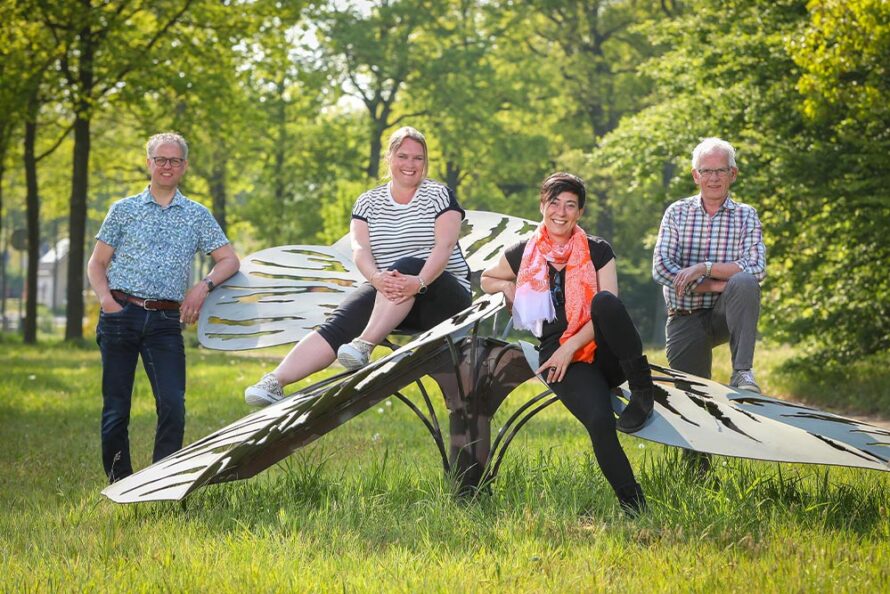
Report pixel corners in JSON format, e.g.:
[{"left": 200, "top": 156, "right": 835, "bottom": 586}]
[{"left": 1, "top": 0, "right": 886, "bottom": 374}]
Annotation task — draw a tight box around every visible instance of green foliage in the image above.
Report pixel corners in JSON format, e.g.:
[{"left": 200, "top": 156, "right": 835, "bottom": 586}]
[
  {"left": 595, "top": 0, "right": 890, "bottom": 366},
  {"left": 2, "top": 0, "right": 887, "bottom": 370},
  {"left": 775, "top": 0, "right": 890, "bottom": 364}
]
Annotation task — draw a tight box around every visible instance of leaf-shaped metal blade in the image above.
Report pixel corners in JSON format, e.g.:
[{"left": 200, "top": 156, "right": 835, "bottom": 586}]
[
  {"left": 519, "top": 342, "right": 889, "bottom": 472},
  {"left": 198, "top": 211, "right": 536, "bottom": 351},
  {"left": 103, "top": 294, "right": 507, "bottom": 503}
]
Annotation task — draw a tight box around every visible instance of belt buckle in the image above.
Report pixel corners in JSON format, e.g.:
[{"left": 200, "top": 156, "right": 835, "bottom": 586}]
[{"left": 142, "top": 299, "right": 159, "bottom": 311}]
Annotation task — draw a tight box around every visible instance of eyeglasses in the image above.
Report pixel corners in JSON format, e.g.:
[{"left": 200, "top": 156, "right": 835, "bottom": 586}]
[
  {"left": 151, "top": 156, "right": 186, "bottom": 168},
  {"left": 697, "top": 167, "right": 732, "bottom": 179},
  {"left": 551, "top": 270, "right": 564, "bottom": 308}
]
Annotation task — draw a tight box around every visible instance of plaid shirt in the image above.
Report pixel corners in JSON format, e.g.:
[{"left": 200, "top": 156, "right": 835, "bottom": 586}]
[{"left": 652, "top": 194, "right": 766, "bottom": 311}]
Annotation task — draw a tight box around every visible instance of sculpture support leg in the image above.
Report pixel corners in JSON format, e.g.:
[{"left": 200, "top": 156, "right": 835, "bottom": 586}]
[{"left": 448, "top": 410, "right": 492, "bottom": 495}]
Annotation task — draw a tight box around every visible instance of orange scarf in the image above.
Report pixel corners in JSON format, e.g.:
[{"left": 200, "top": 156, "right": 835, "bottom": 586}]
[{"left": 514, "top": 224, "right": 598, "bottom": 363}]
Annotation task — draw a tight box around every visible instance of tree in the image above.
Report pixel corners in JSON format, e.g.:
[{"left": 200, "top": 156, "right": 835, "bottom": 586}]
[
  {"left": 311, "top": 0, "right": 435, "bottom": 179},
  {"left": 37, "top": 0, "right": 195, "bottom": 340},
  {"left": 775, "top": 0, "right": 890, "bottom": 363},
  {"left": 405, "top": 0, "right": 554, "bottom": 209},
  {"left": 595, "top": 0, "right": 890, "bottom": 365},
  {"left": 2, "top": 1, "right": 69, "bottom": 342},
  {"left": 519, "top": 0, "right": 667, "bottom": 240}
]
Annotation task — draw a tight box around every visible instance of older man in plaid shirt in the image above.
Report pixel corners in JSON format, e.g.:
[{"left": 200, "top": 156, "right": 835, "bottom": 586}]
[{"left": 653, "top": 137, "right": 766, "bottom": 393}]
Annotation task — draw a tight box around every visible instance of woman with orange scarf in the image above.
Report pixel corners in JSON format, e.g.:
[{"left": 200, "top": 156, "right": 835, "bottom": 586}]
[{"left": 481, "top": 173, "right": 658, "bottom": 515}]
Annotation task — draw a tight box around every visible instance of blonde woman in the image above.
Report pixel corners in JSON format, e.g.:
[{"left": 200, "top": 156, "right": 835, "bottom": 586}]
[{"left": 245, "top": 127, "right": 471, "bottom": 405}]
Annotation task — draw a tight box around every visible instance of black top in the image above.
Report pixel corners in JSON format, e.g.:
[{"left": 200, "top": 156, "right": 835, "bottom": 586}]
[{"left": 505, "top": 236, "right": 615, "bottom": 352}]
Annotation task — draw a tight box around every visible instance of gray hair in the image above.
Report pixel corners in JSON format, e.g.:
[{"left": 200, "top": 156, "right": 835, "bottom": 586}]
[
  {"left": 384, "top": 126, "right": 428, "bottom": 179},
  {"left": 692, "top": 137, "right": 736, "bottom": 169},
  {"left": 146, "top": 132, "right": 189, "bottom": 160}
]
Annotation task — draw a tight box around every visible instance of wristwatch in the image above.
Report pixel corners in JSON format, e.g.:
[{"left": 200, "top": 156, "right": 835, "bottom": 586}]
[
  {"left": 417, "top": 275, "right": 428, "bottom": 295},
  {"left": 704, "top": 261, "right": 713, "bottom": 278},
  {"left": 203, "top": 276, "right": 216, "bottom": 291}
]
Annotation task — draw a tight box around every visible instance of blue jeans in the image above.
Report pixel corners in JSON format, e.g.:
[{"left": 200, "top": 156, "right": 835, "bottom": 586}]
[{"left": 96, "top": 302, "right": 185, "bottom": 482}]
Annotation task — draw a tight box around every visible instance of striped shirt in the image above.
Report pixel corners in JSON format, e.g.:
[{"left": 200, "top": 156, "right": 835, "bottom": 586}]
[
  {"left": 351, "top": 179, "right": 471, "bottom": 292},
  {"left": 652, "top": 194, "right": 766, "bottom": 311}
]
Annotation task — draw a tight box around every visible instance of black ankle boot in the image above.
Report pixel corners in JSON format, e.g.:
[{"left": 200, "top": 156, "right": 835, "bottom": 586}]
[
  {"left": 616, "top": 355, "right": 656, "bottom": 433},
  {"left": 615, "top": 482, "right": 647, "bottom": 517}
]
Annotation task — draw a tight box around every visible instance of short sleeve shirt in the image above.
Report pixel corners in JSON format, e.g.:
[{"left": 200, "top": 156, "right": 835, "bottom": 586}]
[
  {"left": 96, "top": 187, "right": 229, "bottom": 301},
  {"left": 505, "top": 235, "right": 615, "bottom": 350},
  {"left": 351, "top": 178, "right": 471, "bottom": 292}
]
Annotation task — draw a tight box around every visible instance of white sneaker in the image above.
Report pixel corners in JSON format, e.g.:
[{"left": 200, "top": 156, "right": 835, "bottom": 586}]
[
  {"left": 337, "top": 338, "right": 374, "bottom": 370},
  {"left": 730, "top": 369, "right": 761, "bottom": 393},
  {"left": 244, "top": 373, "right": 285, "bottom": 407}
]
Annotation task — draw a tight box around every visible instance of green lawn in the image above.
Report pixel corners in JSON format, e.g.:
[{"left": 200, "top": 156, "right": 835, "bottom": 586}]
[{"left": 1, "top": 336, "right": 888, "bottom": 592}]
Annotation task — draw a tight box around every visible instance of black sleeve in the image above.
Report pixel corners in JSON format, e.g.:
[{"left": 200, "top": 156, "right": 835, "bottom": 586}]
[
  {"left": 588, "top": 236, "right": 615, "bottom": 270},
  {"left": 435, "top": 186, "right": 466, "bottom": 220},
  {"left": 505, "top": 237, "right": 612, "bottom": 273},
  {"left": 505, "top": 240, "right": 528, "bottom": 275}
]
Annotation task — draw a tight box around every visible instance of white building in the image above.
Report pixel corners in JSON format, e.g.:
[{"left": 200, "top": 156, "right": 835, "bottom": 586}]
[{"left": 37, "top": 238, "right": 68, "bottom": 310}]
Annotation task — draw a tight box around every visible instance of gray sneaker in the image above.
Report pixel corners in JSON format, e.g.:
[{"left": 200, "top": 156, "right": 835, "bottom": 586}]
[
  {"left": 730, "top": 369, "right": 761, "bottom": 393},
  {"left": 337, "top": 338, "right": 374, "bottom": 370},
  {"left": 245, "top": 372, "right": 285, "bottom": 407}
]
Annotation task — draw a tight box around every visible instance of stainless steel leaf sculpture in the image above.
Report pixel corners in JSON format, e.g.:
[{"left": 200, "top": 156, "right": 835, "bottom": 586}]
[
  {"left": 520, "top": 342, "right": 889, "bottom": 472},
  {"left": 197, "top": 210, "right": 538, "bottom": 351},
  {"left": 102, "top": 210, "right": 887, "bottom": 505},
  {"left": 104, "top": 294, "right": 530, "bottom": 503}
]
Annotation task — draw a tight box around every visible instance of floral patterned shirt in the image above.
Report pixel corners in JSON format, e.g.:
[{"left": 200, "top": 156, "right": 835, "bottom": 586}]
[{"left": 96, "top": 187, "right": 229, "bottom": 301}]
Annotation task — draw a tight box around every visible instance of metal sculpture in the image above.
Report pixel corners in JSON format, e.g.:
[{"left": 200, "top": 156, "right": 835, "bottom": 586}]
[
  {"left": 520, "top": 342, "right": 889, "bottom": 473},
  {"left": 102, "top": 210, "right": 888, "bottom": 504},
  {"left": 197, "top": 210, "right": 537, "bottom": 351},
  {"left": 104, "top": 294, "right": 537, "bottom": 503}
]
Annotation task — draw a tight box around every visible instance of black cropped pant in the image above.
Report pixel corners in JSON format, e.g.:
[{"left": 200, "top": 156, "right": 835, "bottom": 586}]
[
  {"left": 317, "top": 256, "right": 472, "bottom": 351},
  {"left": 540, "top": 291, "right": 644, "bottom": 492}
]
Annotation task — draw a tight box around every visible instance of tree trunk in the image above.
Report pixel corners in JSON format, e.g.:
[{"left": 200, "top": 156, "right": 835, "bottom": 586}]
[
  {"left": 209, "top": 150, "right": 228, "bottom": 234},
  {"left": 366, "top": 121, "right": 385, "bottom": 180},
  {"left": 23, "top": 116, "right": 40, "bottom": 344},
  {"left": 65, "top": 115, "right": 90, "bottom": 341},
  {"left": 65, "top": 13, "right": 94, "bottom": 341},
  {"left": 0, "top": 130, "right": 7, "bottom": 332},
  {"left": 0, "top": 214, "right": 8, "bottom": 332},
  {"left": 445, "top": 161, "right": 461, "bottom": 195}
]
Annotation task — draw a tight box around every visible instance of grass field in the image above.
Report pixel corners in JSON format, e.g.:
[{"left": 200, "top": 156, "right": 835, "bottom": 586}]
[{"left": 1, "top": 335, "right": 888, "bottom": 592}]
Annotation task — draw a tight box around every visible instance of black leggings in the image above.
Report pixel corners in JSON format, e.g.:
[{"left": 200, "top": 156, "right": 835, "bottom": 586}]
[
  {"left": 540, "top": 291, "right": 644, "bottom": 492},
  {"left": 317, "top": 256, "right": 472, "bottom": 351}
]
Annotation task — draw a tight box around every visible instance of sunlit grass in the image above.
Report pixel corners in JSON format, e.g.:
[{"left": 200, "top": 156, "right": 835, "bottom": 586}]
[{"left": 1, "top": 337, "right": 888, "bottom": 592}]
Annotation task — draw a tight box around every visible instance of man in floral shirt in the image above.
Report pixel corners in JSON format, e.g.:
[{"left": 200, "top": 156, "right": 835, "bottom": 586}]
[{"left": 87, "top": 132, "right": 239, "bottom": 482}]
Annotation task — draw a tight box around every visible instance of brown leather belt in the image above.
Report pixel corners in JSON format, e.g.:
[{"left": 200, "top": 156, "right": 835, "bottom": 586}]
[
  {"left": 669, "top": 308, "right": 696, "bottom": 318},
  {"left": 112, "top": 290, "right": 180, "bottom": 311}
]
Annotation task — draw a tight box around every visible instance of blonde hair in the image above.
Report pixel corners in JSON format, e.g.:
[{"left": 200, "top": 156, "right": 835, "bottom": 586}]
[{"left": 384, "top": 126, "right": 428, "bottom": 179}]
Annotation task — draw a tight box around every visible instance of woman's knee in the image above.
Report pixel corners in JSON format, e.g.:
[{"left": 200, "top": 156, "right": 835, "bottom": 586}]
[
  {"left": 388, "top": 257, "right": 425, "bottom": 275},
  {"left": 591, "top": 290, "right": 622, "bottom": 317},
  {"left": 584, "top": 409, "right": 618, "bottom": 445}
]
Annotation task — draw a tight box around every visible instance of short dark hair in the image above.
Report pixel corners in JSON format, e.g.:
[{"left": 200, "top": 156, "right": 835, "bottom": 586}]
[{"left": 539, "top": 172, "right": 586, "bottom": 209}]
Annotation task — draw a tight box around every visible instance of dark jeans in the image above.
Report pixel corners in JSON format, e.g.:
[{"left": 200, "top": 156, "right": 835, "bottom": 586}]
[
  {"left": 317, "top": 256, "right": 472, "bottom": 351},
  {"left": 96, "top": 302, "right": 186, "bottom": 482},
  {"left": 540, "top": 291, "right": 644, "bottom": 493}
]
